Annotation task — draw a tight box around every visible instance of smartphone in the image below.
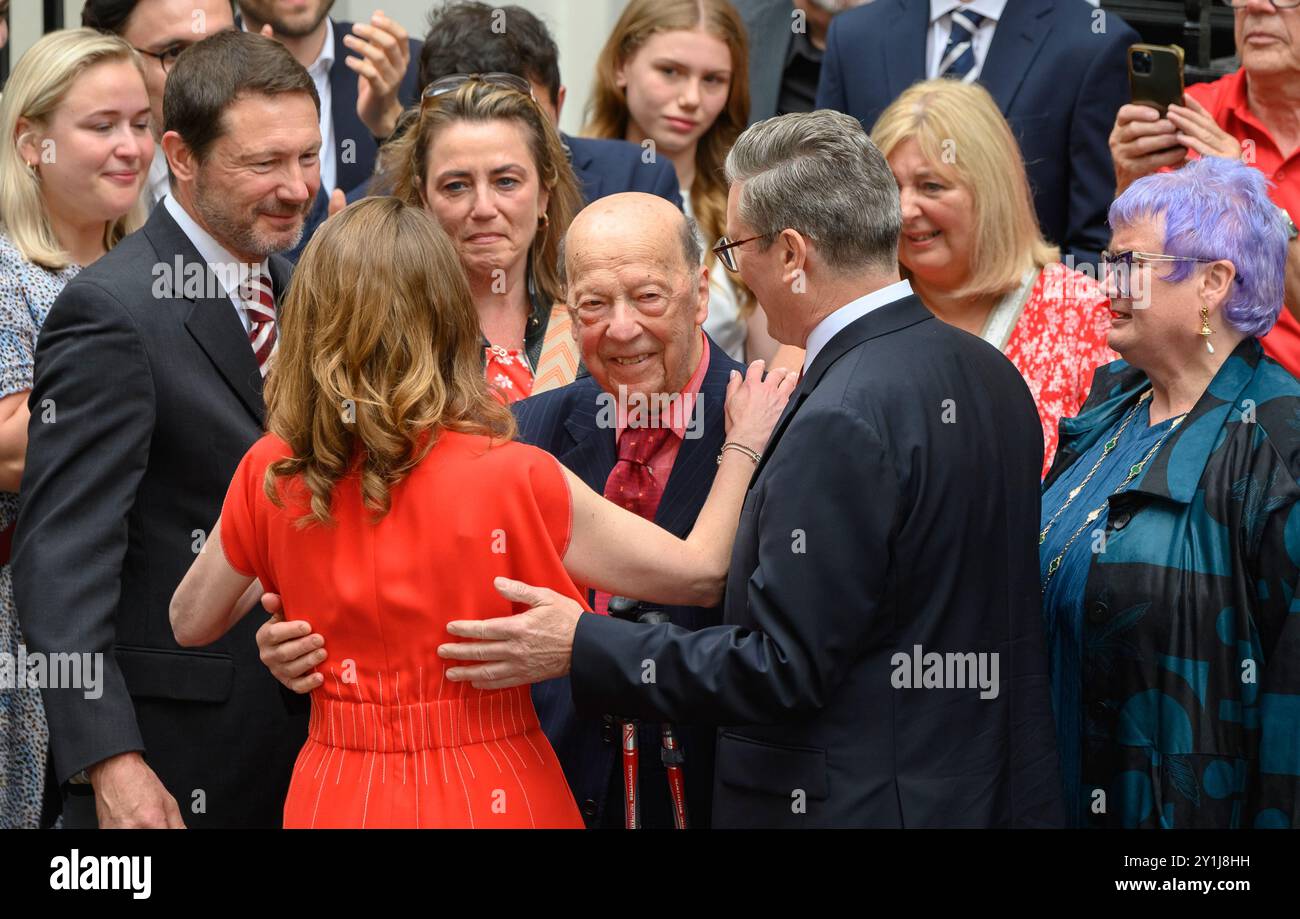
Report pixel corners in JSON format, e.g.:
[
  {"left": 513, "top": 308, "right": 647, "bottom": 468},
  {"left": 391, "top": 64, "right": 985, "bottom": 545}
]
[{"left": 1128, "top": 43, "right": 1185, "bottom": 116}]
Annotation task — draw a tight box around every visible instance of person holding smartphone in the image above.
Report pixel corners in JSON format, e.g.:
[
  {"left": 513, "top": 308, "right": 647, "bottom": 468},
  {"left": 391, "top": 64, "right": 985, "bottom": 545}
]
[{"left": 1109, "top": 0, "right": 1300, "bottom": 376}]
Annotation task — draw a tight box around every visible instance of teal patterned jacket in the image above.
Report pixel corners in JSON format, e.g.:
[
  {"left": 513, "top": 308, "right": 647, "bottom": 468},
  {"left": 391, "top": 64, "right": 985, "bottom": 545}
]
[{"left": 1044, "top": 337, "right": 1300, "bottom": 828}]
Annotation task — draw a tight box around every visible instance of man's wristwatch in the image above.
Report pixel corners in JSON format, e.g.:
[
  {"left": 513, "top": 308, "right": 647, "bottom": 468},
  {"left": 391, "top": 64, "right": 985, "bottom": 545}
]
[{"left": 69, "top": 769, "right": 91, "bottom": 785}]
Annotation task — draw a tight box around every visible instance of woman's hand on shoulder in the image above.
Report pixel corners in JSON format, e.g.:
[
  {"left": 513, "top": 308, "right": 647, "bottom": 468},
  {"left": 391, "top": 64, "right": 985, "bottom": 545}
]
[{"left": 724, "top": 360, "right": 799, "bottom": 456}]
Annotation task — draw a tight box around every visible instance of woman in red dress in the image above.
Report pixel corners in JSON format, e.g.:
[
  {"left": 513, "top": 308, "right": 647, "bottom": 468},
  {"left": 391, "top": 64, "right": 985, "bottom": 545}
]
[{"left": 170, "top": 198, "right": 793, "bottom": 828}]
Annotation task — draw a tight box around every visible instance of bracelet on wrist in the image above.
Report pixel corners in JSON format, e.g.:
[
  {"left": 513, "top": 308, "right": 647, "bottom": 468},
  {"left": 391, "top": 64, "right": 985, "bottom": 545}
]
[{"left": 717, "top": 442, "right": 761, "bottom": 466}]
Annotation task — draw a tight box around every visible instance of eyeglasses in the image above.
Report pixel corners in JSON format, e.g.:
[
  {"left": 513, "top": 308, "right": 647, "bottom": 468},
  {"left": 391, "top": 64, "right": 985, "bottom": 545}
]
[
  {"left": 132, "top": 42, "right": 191, "bottom": 73},
  {"left": 421, "top": 72, "right": 536, "bottom": 111},
  {"left": 713, "top": 234, "right": 766, "bottom": 272},
  {"left": 1219, "top": 0, "right": 1300, "bottom": 9},
  {"left": 1100, "top": 249, "right": 1244, "bottom": 300}
]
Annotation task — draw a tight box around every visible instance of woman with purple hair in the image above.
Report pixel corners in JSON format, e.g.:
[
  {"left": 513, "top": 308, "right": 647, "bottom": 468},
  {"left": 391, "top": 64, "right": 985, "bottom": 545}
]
[{"left": 1039, "top": 156, "right": 1300, "bottom": 829}]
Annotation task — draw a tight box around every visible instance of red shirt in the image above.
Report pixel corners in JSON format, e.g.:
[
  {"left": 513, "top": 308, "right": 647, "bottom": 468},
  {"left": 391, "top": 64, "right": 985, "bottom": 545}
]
[
  {"left": 1186, "top": 69, "right": 1300, "bottom": 375},
  {"left": 1003, "top": 263, "right": 1117, "bottom": 477},
  {"left": 593, "top": 335, "right": 710, "bottom": 617},
  {"left": 612, "top": 331, "right": 711, "bottom": 500}
]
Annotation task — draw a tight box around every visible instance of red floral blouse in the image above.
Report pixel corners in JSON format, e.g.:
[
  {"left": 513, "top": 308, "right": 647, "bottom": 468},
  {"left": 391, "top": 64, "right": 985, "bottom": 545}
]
[{"left": 1002, "top": 262, "right": 1116, "bottom": 477}]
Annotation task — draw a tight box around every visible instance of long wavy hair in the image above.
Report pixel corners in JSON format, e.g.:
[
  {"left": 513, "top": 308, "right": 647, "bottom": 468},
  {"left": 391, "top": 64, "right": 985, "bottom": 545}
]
[
  {"left": 584, "top": 0, "right": 750, "bottom": 293},
  {"left": 0, "top": 28, "right": 148, "bottom": 270},
  {"left": 384, "top": 80, "right": 582, "bottom": 307},
  {"left": 264, "top": 196, "right": 516, "bottom": 527}
]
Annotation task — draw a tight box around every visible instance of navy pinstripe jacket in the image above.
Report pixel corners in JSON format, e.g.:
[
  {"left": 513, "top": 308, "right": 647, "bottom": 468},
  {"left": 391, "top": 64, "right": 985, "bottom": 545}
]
[{"left": 514, "top": 335, "right": 741, "bottom": 827}]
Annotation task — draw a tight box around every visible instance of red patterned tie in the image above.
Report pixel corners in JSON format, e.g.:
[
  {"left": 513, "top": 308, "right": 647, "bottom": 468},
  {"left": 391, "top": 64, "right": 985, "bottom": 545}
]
[
  {"left": 593, "top": 425, "right": 673, "bottom": 616},
  {"left": 243, "top": 273, "right": 277, "bottom": 377}
]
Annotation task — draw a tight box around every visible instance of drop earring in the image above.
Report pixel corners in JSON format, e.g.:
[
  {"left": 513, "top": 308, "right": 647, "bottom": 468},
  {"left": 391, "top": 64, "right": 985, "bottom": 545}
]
[{"left": 1200, "top": 304, "right": 1215, "bottom": 354}]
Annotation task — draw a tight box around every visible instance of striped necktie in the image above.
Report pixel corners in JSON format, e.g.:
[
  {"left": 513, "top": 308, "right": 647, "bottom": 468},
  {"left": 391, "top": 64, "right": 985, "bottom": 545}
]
[
  {"left": 242, "top": 272, "right": 278, "bottom": 377},
  {"left": 939, "top": 8, "right": 987, "bottom": 82}
]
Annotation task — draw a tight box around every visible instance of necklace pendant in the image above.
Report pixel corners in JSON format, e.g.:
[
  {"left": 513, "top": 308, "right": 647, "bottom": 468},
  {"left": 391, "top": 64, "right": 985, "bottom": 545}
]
[
  {"left": 1068, "top": 486, "right": 1082, "bottom": 501},
  {"left": 1038, "top": 532, "right": 1046, "bottom": 545},
  {"left": 1103, "top": 437, "right": 1117, "bottom": 452},
  {"left": 1130, "top": 463, "right": 1143, "bottom": 477},
  {"left": 1085, "top": 508, "right": 1100, "bottom": 524},
  {"left": 1047, "top": 557, "right": 1060, "bottom": 576}
]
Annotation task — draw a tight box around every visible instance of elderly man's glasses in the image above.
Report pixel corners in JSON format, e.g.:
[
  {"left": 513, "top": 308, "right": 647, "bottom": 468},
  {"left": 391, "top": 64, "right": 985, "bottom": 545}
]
[
  {"left": 421, "top": 72, "right": 536, "bottom": 111},
  {"left": 713, "top": 235, "right": 766, "bottom": 272},
  {"left": 1101, "top": 249, "right": 1244, "bottom": 300},
  {"left": 1219, "top": 0, "right": 1300, "bottom": 9}
]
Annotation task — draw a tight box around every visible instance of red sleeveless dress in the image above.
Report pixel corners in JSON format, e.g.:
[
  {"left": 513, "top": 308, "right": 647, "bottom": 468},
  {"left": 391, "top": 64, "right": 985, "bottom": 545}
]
[{"left": 220, "top": 430, "right": 586, "bottom": 828}]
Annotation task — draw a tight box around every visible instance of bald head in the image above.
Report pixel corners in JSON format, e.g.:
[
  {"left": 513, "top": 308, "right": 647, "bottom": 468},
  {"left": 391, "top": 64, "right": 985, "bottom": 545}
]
[
  {"left": 561, "top": 193, "right": 710, "bottom": 400},
  {"left": 562, "top": 193, "right": 702, "bottom": 287}
]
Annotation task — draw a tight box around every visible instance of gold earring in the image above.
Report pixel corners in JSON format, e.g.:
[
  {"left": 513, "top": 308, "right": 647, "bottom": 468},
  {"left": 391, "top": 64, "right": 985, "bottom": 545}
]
[{"left": 1200, "top": 304, "right": 1215, "bottom": 355}]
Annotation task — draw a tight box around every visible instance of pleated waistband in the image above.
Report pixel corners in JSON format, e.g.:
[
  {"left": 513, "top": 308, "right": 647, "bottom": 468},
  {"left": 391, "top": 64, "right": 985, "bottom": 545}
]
[{"left": 307, "top": 685, "right": 540, "bottom": 752}]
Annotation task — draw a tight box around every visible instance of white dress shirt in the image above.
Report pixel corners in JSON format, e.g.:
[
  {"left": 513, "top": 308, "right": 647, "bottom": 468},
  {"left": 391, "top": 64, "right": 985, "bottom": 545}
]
[
  {"left": 243, "top": 17, "right": 336, "bottom": 193},
  {"left": 926, "top": 0, "right": 1007, "bottom": 82},
  {"left": 162, "top": 194, "right": 272, "bottom": 333},
  {"left": 802, "top": 279, "right": 914, "bottom": 375}
]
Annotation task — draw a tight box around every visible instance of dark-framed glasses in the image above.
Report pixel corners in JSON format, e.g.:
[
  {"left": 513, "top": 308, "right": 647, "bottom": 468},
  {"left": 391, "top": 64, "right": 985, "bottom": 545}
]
[
  {"left": 132, "top": 42, "right": 191, "bottom": 73},
  {"left": 713, "top": 234, "right": 765, "bottom": 272},
  {"left": 1100, "top": 249, "right": 1244, "bottom": 300},
  {"left": 421, "top": 72, "right": 536, "bottom": 111}
]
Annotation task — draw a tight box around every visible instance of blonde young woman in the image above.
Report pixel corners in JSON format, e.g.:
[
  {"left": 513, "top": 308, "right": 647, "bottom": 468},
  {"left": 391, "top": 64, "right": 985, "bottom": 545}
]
[
  {"left": 872, "top": 79, "right": 1116, "bottom": 476},
  {"left": 0, "top": 28, "right": 152, "bottom": 828},
  {"left": 586, "top": 0, "right": 793, "bottom": 366},
  {"left": 383, "top": 74, "right": 583, "bottom": 403},
  {"left": 170, "top": 197, "right": 794, "bottom": 827}
]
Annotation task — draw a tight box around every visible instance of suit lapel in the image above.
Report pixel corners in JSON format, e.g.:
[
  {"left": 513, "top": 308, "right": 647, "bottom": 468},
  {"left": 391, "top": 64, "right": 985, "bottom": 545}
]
[
  {"left": 655, "top": 339, "right": 735, "bottom": 536},
  {"left": 750, "top": 295, "right": 934, "bottom": 484},
  {"left": 145, "top": 205, "right": 267, "bottom": 425},
  {"left": 748, "top": 1, "right": 792, "bottom": 122},
  {"left": 561, "top": 382, "right": 618, "bottom": 493},
  {"left": 979, "top": 0, "right": 1052, "bottom": 113},
  {"left": 883, "top": 0, "right": 930, "bottom": 102}
]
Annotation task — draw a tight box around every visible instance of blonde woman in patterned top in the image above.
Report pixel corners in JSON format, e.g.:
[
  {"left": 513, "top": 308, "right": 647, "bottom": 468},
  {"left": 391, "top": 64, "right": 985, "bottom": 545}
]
[
  {"left": 872, "top": 79, "right": 1117, "bottom": 478},
  {"left": 0, "top": 28, "right": 152, "bottom": 827}
]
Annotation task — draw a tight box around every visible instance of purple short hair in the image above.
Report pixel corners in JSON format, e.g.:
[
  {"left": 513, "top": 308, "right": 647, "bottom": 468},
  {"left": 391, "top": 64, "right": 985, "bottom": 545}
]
[{"left": 1108, "top": 156, "right": 1288, "bottom": 338}]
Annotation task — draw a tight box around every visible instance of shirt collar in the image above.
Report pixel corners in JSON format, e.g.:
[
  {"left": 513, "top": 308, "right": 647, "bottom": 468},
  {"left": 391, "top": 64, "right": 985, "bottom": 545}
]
[
  {"left": 241, "top": 17, "right": 334, "bottom": 73},
  {"left": 803, "top": 279, "right": 914, "bottom": 374},
  {"left": 930, "top": 0, "right": 1007, "bottom": 26},
  {"left": 615, "top": 330, "right": 711, "bottom": 443},
  {"left": 161, "top": 193, "right": 270, "bottom": 300},
  {"left": 310, "top": 17, "right": 335, "bottom": 76}
]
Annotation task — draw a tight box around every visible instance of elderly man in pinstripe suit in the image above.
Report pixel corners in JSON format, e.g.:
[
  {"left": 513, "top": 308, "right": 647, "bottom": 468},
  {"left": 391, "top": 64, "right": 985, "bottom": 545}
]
[{"left": 255, "top": 193, "right": 745, "bottom": 828}]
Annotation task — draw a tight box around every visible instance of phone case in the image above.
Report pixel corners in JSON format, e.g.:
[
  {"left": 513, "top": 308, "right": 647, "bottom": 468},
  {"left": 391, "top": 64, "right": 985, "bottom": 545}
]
[{"left": 1128, "top": 43, "right": 1185, "bottom": 116}]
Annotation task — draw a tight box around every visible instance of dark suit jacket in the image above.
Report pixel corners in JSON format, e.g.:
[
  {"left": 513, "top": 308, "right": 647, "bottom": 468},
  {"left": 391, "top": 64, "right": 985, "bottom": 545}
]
[
  {"left": 13, "top": 204, "right": 308, "bottom": 828},
  {"left": 284, "top": 19, "right": 422, "bottom": 262},
  {"left": 569, "top": 292, "right": 1064, "bottom": 827},
  {"left": 341, "top": 133, "right": 683, "bottom": 212},
  {"left": 516, "top": 336, "right": 741, "bottom": 827},
  {"left": 736, "top": 0, "right": 799, "bottom": 124},
  {"left": 564, "top": 135, "right": 682, "bottom": 209},
  {"left": 331, "top": 19, "right": 423, "bottom": 195},
  {"left": 816, "top": 0, "right": 1137, "bottom": 263}
]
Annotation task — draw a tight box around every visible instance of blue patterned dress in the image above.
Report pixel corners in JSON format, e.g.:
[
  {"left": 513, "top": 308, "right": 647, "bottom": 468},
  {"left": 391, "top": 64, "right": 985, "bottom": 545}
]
[
  {"left": 1043, "top": 338, "right": 1300, "bottom": 828},
  {"left": 0, "top": 231, "right": 78, "bottom": 827}
]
